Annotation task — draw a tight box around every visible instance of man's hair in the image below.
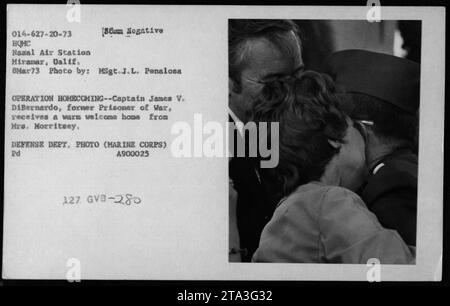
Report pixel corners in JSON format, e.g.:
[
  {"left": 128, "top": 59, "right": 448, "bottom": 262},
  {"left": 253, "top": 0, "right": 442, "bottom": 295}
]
[
  {"left": 251, "top": 71, "right": 349, "bottom": 196},
  {"left": 339, "top": 93, "right": 418, "bottom": 148},
  {"left": 229, "top": 19, "right": 301, "bottom": 93}
]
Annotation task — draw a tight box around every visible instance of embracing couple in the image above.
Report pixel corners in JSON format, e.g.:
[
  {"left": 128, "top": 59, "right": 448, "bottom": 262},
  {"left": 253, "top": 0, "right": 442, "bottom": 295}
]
[{"left": 229, "top": 20, "right": 419, "bottom": 264}]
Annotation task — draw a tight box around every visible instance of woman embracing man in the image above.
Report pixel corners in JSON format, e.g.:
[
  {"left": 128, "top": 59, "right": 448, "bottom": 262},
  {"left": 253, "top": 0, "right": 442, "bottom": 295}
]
[{"left": 250, "top": 50, "right": 418, "bottom": 264}]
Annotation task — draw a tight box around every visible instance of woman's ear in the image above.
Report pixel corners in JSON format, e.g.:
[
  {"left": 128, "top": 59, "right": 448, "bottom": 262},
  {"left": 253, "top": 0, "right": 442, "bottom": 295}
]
[{"left": 327, "top": 139, "right": 342, "bottom": 149}]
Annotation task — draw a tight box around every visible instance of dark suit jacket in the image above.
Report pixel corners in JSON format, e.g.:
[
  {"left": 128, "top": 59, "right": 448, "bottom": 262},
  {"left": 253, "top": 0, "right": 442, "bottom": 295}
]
[
  {"left": 228, "top": 116, "right": 281, "bottom": 261},
  {"left": 360, "top": 148, "right": 418, "bottom": 246}
]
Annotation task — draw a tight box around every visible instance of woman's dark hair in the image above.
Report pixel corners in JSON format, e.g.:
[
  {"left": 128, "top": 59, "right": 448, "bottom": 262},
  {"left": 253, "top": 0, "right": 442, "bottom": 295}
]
[{"left": 251, "top": 71, "right": 349, "bottom": 196}]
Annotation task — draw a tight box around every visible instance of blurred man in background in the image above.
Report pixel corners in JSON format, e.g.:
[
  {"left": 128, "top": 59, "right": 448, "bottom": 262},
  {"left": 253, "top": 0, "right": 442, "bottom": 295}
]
[{"left": 228, "top": 19, "right": 304, "bottom": 261}]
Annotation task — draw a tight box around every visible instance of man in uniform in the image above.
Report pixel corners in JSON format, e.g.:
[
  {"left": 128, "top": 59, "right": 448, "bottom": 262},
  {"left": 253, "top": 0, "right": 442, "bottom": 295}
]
[{"left": 325, "top": 49, "right": 420, "bottom": 246}]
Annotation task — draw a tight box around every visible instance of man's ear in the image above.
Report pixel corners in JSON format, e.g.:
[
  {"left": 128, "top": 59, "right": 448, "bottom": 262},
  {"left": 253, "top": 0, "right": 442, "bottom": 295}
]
[
  {"left": 354, "top": 120, "right": 371, "bottom": 143},
  {"left": 327, "top": 139, "right": 342, "bottom": 149}
]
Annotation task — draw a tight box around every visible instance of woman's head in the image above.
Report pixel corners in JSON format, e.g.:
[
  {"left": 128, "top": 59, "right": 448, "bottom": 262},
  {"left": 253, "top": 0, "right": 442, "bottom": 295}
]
[{"left": 251, "top": 71, "right": 366, "bottom": 195}]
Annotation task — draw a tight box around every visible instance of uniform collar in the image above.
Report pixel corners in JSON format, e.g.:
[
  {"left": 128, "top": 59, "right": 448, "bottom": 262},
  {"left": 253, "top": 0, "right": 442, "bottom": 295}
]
[{"left": 368, "top": 146, "right": 414, "bottom": 175}]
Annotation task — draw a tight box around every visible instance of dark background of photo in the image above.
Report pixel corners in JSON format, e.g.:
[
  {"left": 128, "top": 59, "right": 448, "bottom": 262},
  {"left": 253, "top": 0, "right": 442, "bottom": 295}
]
[{"left": 296, "top": 20, "right": 421, "bottom": 73}]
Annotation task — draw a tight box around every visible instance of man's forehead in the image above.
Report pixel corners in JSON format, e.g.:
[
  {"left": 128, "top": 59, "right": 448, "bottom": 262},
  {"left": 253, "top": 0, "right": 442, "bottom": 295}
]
[
  {"left": 246, "top": 39, "right": 285, "bottom": 64},
  {"left": 243, "top": 31, "right": 302, "bottom": 76}
]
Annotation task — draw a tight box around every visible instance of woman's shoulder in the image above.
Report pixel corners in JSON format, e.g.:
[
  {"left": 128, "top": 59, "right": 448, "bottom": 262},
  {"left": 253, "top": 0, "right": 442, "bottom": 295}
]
[
  {"left": 278, "top": 182, "right": 365, "bottom": 220},
  {"left": 318, "top": 184, "right": 369, "bottom": 214},
  {"left": 313, "top": 184, "right": 383, "bottom": 234},
  {"left": 287, "top": 182, "right": 371, "bottom": 221},
  {"left": 322, "top": 184, "right": 365, "bottom": 204},
  {"left": 288, "top": 182, "right": 363, "bottom": 206}
]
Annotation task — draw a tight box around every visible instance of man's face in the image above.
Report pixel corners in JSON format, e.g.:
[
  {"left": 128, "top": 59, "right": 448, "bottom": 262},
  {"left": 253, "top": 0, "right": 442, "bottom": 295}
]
[
  {"left": 229, "top": 31, "right": 304, "bottom": 122},
  {"left": 337, "top": 118, "right": 367, "bottom": 191}
]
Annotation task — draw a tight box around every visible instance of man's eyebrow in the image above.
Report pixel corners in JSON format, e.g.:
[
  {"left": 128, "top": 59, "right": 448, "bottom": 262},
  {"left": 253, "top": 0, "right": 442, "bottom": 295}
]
[
  {"left": 292, "top": 64, "right": 305, "bottom": 74},
  {"left": 261, "top": 64, "right": 305, "bottom": 80}
]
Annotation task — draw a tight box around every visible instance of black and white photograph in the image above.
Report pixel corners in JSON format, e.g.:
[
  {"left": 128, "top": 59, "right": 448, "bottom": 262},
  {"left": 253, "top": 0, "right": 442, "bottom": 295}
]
[
  {"left": 0, "top": 2, "right": 446, "bottom": 289},
  {"left": 228, "top": 19, "right": 421, "bottom": 264}
]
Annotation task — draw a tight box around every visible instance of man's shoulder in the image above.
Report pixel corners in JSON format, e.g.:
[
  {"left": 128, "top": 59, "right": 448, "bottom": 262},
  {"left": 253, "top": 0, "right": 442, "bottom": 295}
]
[
  {"left": 384, "top": 150, "right": 418, "bottom": 175},
  {"left": 370, "top": 151, "right": 417, "bottom": 185},
  {"left": 362, "top": 151, "right": 418, "bottom": 204}
]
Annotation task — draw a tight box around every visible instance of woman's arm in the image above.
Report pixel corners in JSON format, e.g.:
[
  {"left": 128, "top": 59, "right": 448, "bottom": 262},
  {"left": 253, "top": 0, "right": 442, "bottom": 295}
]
[{"left": 318, "top": 186, "right": 415, "bottom": 264}]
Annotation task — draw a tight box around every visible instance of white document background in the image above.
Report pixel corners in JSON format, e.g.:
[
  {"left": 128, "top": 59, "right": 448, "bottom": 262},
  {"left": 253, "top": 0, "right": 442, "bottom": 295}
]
[{"left": 3, "top": 5, "right": 445, "bottom": 281}]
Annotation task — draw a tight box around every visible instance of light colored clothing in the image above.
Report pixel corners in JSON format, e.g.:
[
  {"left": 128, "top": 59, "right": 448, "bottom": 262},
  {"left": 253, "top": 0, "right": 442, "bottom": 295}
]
[{"left": 252, "top": 182, "right": 415, "bottom": 264}]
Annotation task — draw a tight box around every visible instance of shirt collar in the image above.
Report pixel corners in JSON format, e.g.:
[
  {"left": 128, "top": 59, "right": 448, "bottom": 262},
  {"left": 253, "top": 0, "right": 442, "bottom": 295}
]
[{"left": 228, "top": 108, "right": 244, "bottom": 136}]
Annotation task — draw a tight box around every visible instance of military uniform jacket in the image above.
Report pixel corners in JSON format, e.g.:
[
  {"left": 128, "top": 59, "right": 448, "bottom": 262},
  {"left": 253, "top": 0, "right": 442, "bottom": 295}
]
[{"left": 361, "top": 148, "right": 418, "bottom": 246}]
